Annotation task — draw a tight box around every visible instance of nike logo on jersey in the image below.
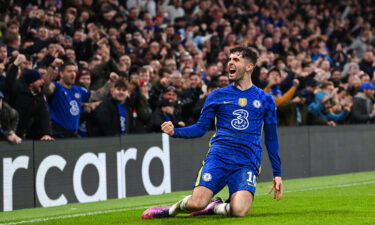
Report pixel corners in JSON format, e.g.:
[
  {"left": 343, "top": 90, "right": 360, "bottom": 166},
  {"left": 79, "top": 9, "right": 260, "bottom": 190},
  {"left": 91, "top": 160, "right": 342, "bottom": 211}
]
[{"left": 223, "top": 101, "right": 231, "bottom": 104}]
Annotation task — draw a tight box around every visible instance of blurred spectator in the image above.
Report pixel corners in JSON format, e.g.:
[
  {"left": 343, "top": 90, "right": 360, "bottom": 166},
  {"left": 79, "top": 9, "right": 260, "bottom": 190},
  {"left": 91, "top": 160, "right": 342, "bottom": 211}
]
[
  {"left": 45, "top": 61, "right": 90, "bottom": 138},
  {"left": 160, "top": 85, "right": 184, "bottom": 125},
  {"left": 0, "top": 44, "right": 6, "bottom": 93},
  {"left": 164, "top": 58, "right": 177, "bottom": 73},
  {"left": 180, "top": 66, "right": 194, "bottom": 88},
  {"left": 127, "top": 67, "right": 153, "bottom": 133},
  {"left": 90, "top": 80, "right": 133, "bottom": 136},
  {"left": 89, "top": 44, "right": 121, "bottom": 90},
  {"left": 349, "top": 31, "right": 373, "bottom": 60},
  {"left": 264, "top": 68, "right": 300, "bottom": 107},
  {"left": 6, "top": 23, "right": 58, "bottom": 56},
  {"left": 181, "top": 73, "right": 204, "bottom": 125},
  {"left": 148, "top": 98, "right": 182, "bottom": 132},
  {"left": 75, "top": 68, "right": 100, "bottom": 138},
  {"left": 149, "top": 68, "right": 173, "bottom": 110},
  {"left": 359, "top": 50, "right": 375, "bottom": 79},
  {"left": 307, "top": 81, "right": 350, "bottom": 126},
  {"left": 202, "top": 63, "right": 219, "bottom": 85},
  {"left": 217, "top": 74, "right": 230, "bottom": 88},
  {"left": 299, "top": 79, "right": 319, "bottom": 106},
  {"left": 0, "top": 91, "right": 22, "bottom": 144},
  {"left": 75, "top": 68, "right": 91, "bottom": 89},
  {"left": 170, "top": 70, "right": 184, "bottom": 92},
  {"left": 282, "top": 79, "right": 320, "bottom": 126},
  {"left": 0, "top": 44, "right": 7, "bottom": 63},
  {"left": 163, "top": 0, "right": 185, "bottom": 23},
  {"left": 5, "top": 54, "right": 53, "bottom": 140},
  {"left": 191, "top": 82, "right": 218, "bottom": 125},
  {"left": 329, "top": 68, "right": 343, "bottom": 88},
  {"left": 350, "top": 82, "right": 375, "bottom": 124}
]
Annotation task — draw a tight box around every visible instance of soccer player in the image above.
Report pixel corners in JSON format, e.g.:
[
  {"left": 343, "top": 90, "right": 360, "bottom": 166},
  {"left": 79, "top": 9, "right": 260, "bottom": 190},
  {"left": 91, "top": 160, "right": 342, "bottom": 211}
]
[{"left": 142, "top": 46, "right": 283, "bottom": 219}]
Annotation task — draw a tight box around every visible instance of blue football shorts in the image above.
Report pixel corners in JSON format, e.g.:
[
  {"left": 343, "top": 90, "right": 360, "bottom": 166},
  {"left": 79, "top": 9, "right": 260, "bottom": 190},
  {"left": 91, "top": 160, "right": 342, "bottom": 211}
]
[{"left": 194, "top": 155, "right": 258, "bottom": 196}]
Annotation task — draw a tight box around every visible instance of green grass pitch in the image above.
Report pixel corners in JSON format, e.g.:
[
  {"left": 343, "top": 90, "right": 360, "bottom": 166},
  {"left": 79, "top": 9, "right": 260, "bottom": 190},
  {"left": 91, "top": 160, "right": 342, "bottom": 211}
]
[{"left": 1, "top": 171, "right": 374, "bottom": 225}]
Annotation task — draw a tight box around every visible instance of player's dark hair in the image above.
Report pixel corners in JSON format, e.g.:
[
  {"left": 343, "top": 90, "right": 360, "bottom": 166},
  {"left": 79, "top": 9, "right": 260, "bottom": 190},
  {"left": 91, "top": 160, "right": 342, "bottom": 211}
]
[{"left": 230, "top": 46, "right": 258, "bottom": 64}]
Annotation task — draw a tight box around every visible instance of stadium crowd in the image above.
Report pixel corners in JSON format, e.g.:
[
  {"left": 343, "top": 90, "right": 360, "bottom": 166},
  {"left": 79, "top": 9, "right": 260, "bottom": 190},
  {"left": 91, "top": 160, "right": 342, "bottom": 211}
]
[{"left": 0, "top": 0, "right": 374, "bottom": 143}]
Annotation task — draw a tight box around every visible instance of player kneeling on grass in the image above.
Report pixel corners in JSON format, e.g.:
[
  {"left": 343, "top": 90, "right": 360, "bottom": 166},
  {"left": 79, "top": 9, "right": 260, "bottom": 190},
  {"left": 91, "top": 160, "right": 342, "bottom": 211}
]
[{"left": 142, "top": 46, "right": 283, "bottom": 219}]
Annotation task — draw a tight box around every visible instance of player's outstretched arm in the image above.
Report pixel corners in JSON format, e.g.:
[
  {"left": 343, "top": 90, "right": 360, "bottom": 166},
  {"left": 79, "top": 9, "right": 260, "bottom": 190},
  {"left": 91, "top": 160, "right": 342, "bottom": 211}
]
[
  {"left": 161, "top": 121, "right": 174, "bottom": 136},
  {"left": 268, "top": 176, "right": 283, "bottom": 200}
]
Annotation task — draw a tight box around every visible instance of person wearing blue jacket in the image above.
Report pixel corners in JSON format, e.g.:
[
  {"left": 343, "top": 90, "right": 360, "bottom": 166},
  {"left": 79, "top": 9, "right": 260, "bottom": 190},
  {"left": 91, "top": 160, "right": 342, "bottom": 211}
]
[{"left": 307, "top": 81, "right": 349, "bottom": 126}]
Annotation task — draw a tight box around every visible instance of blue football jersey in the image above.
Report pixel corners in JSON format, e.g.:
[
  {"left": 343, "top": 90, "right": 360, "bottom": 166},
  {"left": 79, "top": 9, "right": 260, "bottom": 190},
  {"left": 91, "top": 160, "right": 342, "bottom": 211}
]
[
  {"left": 48, "top": 82, "right": 90, "bottom": 131},
  {"left": 174, "top": 83, "right": 278, "bottom": 173}
]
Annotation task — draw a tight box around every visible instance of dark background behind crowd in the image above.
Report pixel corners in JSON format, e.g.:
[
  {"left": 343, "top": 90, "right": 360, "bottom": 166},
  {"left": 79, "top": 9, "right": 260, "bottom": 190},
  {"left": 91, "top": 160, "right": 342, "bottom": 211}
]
[{"left": 0, "top": 0, "right": 374, "bottom": 144}]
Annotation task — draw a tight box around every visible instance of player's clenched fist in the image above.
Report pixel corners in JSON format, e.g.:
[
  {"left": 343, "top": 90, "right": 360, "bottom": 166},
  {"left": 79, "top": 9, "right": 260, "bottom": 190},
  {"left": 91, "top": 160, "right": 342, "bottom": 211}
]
[{"left": 161, "top": 121, "right": 174, "bottom": 136}]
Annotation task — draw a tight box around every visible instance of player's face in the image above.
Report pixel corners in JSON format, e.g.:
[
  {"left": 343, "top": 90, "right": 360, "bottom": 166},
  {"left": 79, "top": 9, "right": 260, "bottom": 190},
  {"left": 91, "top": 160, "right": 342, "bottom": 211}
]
[
  {"left": 227, "top": 52, "right": 251, "bottom": 82},
  {"left": 61, "top": 65, "right": 77, "bottom": 86}
]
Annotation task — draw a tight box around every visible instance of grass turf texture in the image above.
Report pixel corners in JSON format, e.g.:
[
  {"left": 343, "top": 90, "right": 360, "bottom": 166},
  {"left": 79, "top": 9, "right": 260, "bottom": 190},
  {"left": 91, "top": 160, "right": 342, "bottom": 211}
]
[{"left": 1, "top": 171, "right": 374, "bottom": 225}]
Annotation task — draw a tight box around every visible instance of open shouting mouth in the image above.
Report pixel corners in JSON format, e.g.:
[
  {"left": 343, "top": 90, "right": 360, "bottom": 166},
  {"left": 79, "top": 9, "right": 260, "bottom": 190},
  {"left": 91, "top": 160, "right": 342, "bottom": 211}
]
[{"left": 229, "top": 68, "right": 236, "bottom": 75}]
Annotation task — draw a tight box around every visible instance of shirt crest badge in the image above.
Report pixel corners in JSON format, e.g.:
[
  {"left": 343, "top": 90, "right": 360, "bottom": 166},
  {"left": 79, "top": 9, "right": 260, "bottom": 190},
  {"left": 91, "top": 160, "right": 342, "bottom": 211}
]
[
  {"left": 202, "top": 173, "right": 212, "bottom": 182},
  {"left": 253, "top": 100, "right": 261, "bottom": 108},
  {"left": 238, "top": 98, "right": 247, "bottom": 107},
  {"left": 74, "top": 93, "right": 81, "bottom": 99}
]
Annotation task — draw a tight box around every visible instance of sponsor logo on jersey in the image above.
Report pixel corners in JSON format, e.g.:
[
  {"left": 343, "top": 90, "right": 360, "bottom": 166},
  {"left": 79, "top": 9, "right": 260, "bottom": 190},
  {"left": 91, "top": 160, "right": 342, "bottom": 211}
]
[
  {"left": 231, "top": 109, "right": 249, "bottom": 130},
  {"left": 238, "top": 98, "right": 247, "bottom": 107},
  {"left": 253, "top": 100, "right": 261, "bottom": 108}
]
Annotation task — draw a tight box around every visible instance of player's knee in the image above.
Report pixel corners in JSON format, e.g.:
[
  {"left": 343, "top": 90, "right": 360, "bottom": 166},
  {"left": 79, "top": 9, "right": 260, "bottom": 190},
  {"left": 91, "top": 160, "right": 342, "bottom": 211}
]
[
  {"left": 230, "top": 206, "right": 249, "bottom": 217},
  {"left": 188, "top": 198, "right": 209, "bottom": 211}
]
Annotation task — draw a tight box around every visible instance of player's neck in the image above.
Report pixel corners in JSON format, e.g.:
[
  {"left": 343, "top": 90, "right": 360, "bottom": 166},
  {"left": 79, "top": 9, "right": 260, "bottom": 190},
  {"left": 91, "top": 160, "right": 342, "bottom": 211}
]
[{"left": 234, "top": 75, "right": 253, "bottom": 91}]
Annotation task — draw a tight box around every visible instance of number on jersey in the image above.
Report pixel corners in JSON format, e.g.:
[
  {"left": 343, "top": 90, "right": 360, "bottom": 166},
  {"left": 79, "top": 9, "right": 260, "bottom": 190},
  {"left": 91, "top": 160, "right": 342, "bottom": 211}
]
[{"left": 247, "top": 171, "right": 256, "bottom": 187}]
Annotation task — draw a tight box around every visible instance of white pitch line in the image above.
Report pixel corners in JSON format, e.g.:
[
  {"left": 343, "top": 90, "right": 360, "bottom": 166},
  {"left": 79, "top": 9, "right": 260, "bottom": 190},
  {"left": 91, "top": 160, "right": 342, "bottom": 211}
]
[
  {"left": 0, "top": 207, "right": 148, "bottom": 225},
  {"left": 1, "top": 180, "right": 375, "bottom": 225},
  {"left": 281, "top": 180, "right": 375, "bottom": 194}
]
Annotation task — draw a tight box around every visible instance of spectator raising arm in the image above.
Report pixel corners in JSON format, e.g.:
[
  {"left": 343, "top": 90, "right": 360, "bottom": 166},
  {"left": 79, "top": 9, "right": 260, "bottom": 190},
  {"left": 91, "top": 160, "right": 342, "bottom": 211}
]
[{"left": 44, "top": 58, "right": 63, "bottom": 95}]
